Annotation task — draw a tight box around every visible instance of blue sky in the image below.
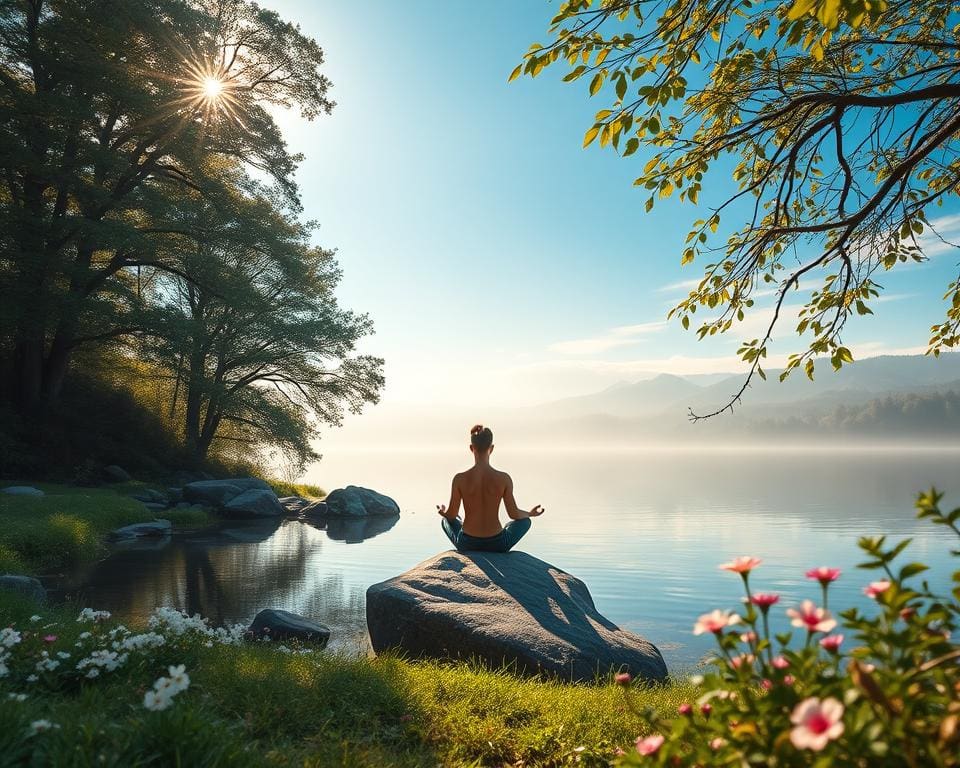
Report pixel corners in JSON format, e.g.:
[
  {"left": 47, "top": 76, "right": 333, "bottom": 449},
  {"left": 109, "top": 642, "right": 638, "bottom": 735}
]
[{"left": 264, "top": 0, "right": 960, "bottom": 411}]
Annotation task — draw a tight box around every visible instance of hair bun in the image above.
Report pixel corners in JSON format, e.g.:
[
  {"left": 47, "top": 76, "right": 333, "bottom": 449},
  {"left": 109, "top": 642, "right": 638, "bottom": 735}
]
[{"left": 470, "top": 424, "right": 484, "bottom": 436}]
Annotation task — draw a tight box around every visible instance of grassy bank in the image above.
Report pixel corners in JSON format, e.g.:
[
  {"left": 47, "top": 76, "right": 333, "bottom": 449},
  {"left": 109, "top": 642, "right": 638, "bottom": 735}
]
[
  {"left": 0, "top": 591, "right": 689, "bottom": 767},
  {"left": 0, "top": 482, "right": 212, "bottom": 574}
]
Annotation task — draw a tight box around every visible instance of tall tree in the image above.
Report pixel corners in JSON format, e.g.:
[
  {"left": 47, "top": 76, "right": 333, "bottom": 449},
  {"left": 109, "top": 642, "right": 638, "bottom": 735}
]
[
  {"left": 0, "top": 0, "right": 332, "bottom": 410},
  {"left": 518, "top": 0, "right": 960, "bottom": 416},
  {"left": 142, "top": 190, "right": 383, "bottom": 469}
]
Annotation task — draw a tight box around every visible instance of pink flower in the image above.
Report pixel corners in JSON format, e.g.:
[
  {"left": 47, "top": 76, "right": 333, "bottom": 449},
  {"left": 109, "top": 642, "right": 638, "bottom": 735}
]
[
  {"left": 614, "top": 747, "right": 626, "bottom": 756},
  {"left": 900, "top": 607, "right": 916, "bottom": 621},
  {"left": 771, "top": 655, "right": 790, "bottom": 670},
  {"left": 730, "top": 653, "right": 755, "bottom": 669},
  {"left": 43, "top": 635, "right": 57, "bottom": 644},
  {"left": 739, "top": 631, "right": 757, "bottom": 644},
  {"left": 615, "top": 672, "right": 632, "bottom": 686},
  {"left": 634, "top": 734, "right": 664, "bottom": 756},
  {"left": 787, "top": 600, "right": 836, "bottom": 633},
  {"left": 805, "top": 567, "right": 841, "bottom": 585},
  {"left": 700, "top": 703, "right": 712, "bottom": 717},
  {"left": 863, "top": 580, "right": 891, "bottom": 598},
  {"left": 719, "top": 556, "right": 762, "bottom": 574},
  {"left": 709, "top": 737, "right": 727, "bottom": 750},
  {"left": 750, "top": 592, "right": 780, "bottom": 610},
  {"left": 678, "top": 703, "right": 692, "bottom": 716},
  {"left": 784, "top": 674, "right": 796, "bottom": 686},
  {"left": 693, "top": 609, "right": 740, "bottom": 635},
  {"left": 819, "top": 634, "right": 844, "bottom": 652},
  {"left": 789, "top": 697, "right": 845, "bottom": 751},
  {"left": 761, "top": 678, "right": 773, "bottom": 690}
]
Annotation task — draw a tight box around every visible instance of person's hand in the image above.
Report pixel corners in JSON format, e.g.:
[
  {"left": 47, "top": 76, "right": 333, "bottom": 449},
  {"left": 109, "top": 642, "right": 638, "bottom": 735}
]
[
  {"left": 529, "top": 505, "right": 545, "bottom": 517},
  {"left": 436, "top": 504, "right": 447, "bottom": 517}
]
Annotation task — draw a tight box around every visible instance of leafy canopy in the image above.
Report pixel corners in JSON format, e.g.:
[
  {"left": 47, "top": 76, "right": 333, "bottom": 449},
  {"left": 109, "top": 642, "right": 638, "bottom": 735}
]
[{"left": 516, "top": 0, "right": 960, "bottom": 417}]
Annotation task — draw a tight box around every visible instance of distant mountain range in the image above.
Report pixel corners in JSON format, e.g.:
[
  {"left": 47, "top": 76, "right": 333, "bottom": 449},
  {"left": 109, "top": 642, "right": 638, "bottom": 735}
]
[
  {"left": 520, "top": 353, "right": 960, "bottom": 442},
  {"left": 324, "top": 353, "right": 960, "bottom": 448}
]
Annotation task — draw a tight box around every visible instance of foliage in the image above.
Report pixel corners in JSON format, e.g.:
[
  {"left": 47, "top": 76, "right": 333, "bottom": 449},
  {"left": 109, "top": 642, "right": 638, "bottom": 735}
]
[
  {"left": 0, "top": 0, "right": 334, "bottom": 407},
  {"left": 138, "top": 187, "right": 383, "bottom": 469},
  {"left": 0, "top": 592, "right": 692, "bottom": 767},
  {"left": 519, "top": 0, "right": 960, "bottom": 417},
  {"left": 0, "top": 483, "right": 211, "bottom": 573},
  {"left": 614, "top": 489, "right": 960, "bottom": 766}
]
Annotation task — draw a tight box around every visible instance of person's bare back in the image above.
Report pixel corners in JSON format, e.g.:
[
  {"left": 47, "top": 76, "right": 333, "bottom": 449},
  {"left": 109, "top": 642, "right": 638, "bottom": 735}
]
[{"left": 437, "top": 425, "right": 544, "bottom": 552}]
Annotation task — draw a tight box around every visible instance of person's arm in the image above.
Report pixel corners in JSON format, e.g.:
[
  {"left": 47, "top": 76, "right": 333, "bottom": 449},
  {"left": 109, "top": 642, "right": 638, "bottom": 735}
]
[
  {"left": 436, "top": 475, "right": 462, "bottom": 521},
  {"left": 503, "top": 474, "right": 544, "bottom": 520}
]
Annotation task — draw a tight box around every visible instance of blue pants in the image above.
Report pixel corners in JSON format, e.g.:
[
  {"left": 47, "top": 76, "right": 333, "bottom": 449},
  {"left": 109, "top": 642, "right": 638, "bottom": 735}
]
[{"left": 441, "top": 517, "right": 531, "bottom": 553}]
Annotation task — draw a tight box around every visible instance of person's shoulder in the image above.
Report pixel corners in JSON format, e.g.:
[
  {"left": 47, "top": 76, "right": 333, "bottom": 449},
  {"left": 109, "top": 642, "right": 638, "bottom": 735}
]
[{"left": 496, "top": 468, "right": 512, "bottom": 484}]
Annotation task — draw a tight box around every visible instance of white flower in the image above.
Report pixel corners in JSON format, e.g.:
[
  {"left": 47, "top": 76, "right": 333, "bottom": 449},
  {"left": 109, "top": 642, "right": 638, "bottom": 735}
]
[
  {"left": 35, "top": 657, "right": 60, "bottom": 672},
  {"left": 77, "top": 632, "right": 92, "bottom": 640},
  {"left": 118, "top": 632, "right": 165, "bottom": 652},
  {"left": 28, "top": 719, "right": 59, "bottom": 735},
  {"left": 56, "top": 651, "right": 71, "bottom": 660},
  {"left": 0, "top": 662, "right": 9, "bottom": 679},
  {"left": 77, "top": 609, "right": 111, "bottom": 624},
  {"left": 166, "top": 665, "right": 190, "bottom": 693},
  {"left": 26, "top": 674, "right": 38, "bottom": 682},
  {"left": 7, "top": 693, "right": 27, "bottom": 702},
  {"left": 85, "top": 669, "right": 100, "bottom": 679},
  {"left": 0, "top": 627, "right": 22, "bottom": 648},
  {"left": 29, "top": 615, "right": 41, "bottom": 623},
  {"left": 143, "top": 689, "right": 172, "bottom": 711}
]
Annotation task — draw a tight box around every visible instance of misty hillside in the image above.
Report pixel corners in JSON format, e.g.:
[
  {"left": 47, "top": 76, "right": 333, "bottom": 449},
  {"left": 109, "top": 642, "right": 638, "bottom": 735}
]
[{"left": 521, "top": 353, "right": 960, "bottom": 442}]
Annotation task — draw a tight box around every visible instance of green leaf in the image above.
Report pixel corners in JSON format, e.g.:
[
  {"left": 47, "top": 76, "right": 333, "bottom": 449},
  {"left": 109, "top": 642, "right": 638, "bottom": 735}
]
[{"left": 623, "top": 137, "right": 639, "bottom": 157}]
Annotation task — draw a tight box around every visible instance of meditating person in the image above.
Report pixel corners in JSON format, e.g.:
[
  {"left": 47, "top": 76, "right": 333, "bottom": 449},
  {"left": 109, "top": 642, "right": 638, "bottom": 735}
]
[{"left": 436, "top": 424, "right": 544, "bottom": 552}]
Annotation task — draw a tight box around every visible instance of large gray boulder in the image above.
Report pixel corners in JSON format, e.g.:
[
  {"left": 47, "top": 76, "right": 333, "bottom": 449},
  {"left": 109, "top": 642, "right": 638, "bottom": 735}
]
[
  {"left": 366, "top": 551, "right": 668, "bottom": 683},
  {"left": 1, "top": 486, "right": 44, "bottom": 497},
  {"left": 325, "top": 486, "right": 399, "bottom": 517},
  {"left": 249, "top": 609, "right": 330, "bottom": 646},
  {"left": 182, "top": 478, "right": 269, "bottom": 507},
  {"left": 223, "top": 488, "right": 283, "bottom": 518},
  {"left": 0, "top": 574, "right": 46, "bottom": 603}
]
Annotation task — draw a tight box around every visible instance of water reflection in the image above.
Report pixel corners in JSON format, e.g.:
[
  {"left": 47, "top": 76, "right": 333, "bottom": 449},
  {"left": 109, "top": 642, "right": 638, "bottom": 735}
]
[
  {"left": 60, "top": 450, "right": 960, "bottom": 666},
  {"left": 305, "top": 514, "right": 400, "bottom": 543}
]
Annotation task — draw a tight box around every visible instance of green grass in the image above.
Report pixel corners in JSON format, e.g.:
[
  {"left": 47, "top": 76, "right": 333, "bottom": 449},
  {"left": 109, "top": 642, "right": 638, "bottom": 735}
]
[
  {"left": 266, "top": 480, "right": 325, "bottom": 499},
  {"left": 0, "top": 482, "right": 213, "bottom": 574},
  {"left": 0, "top": 592, "right": 691, "bottom": 767}
]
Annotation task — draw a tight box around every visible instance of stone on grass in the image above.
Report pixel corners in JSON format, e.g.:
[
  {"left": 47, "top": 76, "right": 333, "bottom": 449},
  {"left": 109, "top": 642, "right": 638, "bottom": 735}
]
[
  {"left": 249, "top": 609, "right": 330, "bottom": 646},
  {"left": 110, "top": 519, "right": 172, "bottom": 540},
  {"left": 325, "top": 486, "right": 399, "bottom": 517},
  {"left": 223, "top": 489, "right": 283, "bottom": 518},
  {"left": 1, "top": 486, "right": 44, "bottom": 497},
  {"left": 0, "top": 574, "right": 46, "bottom": 602},
  {"left": 366, "top": 551, "right": 668, "bottom": 683},
  {"left": 103, "top": 465, "right": 131, "bottom": 483}
]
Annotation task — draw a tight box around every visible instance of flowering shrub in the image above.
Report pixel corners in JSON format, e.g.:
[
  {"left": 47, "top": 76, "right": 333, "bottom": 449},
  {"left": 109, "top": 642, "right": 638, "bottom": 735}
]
[{"left": 618, "top": 489, "right": 960, "bottom": 766}]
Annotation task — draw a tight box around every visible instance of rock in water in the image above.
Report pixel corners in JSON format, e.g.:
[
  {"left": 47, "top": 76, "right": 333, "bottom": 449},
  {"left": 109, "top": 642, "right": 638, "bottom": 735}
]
[
  {"left": 1, "top": 486, "right": 44, "bottom": 497},
  {"left": 223, "top": 489, "right": 283, "bottom": 518},
  {"left": 0, "top": 574, "right": 46, "bottom": 602},
  {"left": 325, "top": 486, "right": 400, "bottom": 517},
  {"left": 110, "top": 519, "right": 172, "bottom": 540},
  {"left": 249, "top": 609, "right": 330, "bottom": 646},
  {"left": 366, "top": 551, "right": 668, "bottom": 683}
]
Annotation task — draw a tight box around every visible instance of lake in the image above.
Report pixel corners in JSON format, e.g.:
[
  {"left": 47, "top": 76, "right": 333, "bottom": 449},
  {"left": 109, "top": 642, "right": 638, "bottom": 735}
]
[{"left": 61, "top": 447, "right": 960, "bottom": 669}]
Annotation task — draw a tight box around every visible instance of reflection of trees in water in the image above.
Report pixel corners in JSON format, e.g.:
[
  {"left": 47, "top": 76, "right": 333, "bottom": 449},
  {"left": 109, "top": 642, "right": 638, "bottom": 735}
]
[{"left": 78, "top": 521, "right": 322, "bottom": 624}]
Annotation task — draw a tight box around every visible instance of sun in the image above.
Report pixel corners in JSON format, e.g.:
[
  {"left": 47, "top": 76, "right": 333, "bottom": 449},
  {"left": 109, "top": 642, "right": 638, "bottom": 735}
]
[{"left": 201, "top": 76, "right": 225, "bottom": 101}]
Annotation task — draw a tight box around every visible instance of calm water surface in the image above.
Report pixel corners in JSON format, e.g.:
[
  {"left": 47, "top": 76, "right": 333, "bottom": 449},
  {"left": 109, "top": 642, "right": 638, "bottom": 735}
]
[{"left": 63, "top": 448, "right": 960, "bottom": 668}]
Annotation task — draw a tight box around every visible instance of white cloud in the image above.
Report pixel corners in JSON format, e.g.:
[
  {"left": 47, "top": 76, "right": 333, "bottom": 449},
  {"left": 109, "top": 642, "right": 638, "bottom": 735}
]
[
  {"left": 548, "top": 321, "right": 668, "bottom": 356},
  {"left": 916, "top": 213, "right": 960, "bottom": 258},
  {"left": 656, "top": 278, "right": 702, "bottom": 293}
]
